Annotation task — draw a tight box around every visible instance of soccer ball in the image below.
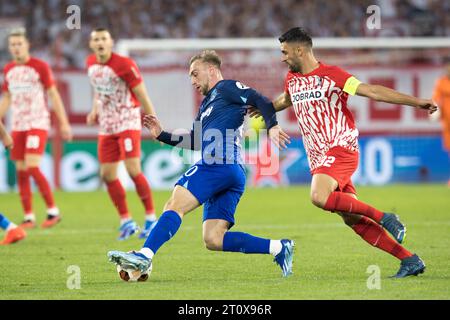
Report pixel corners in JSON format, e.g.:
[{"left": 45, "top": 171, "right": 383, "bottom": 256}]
[
  {"left": 116, "top": 264, "right": 151, "bottom": 282},
  {"left": 249, "top": 116, "right": 266, "bottom": 132}
]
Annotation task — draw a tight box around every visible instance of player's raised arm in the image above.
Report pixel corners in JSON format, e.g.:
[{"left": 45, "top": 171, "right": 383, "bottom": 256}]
[
  {"left": 132, "top": 82, "right": 157, "bottom": 116},
  {"left": 47, "top": 85, "right": 73, "bottom": 141},
  {"left": 355, "top": 82, "right": 438, "bottom": 114},
  {"left": 143, "top": 115, "right": 200, "bottom": 151}
]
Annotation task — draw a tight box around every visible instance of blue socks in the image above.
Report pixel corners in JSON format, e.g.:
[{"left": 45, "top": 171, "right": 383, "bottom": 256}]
[
  {"left": 143, "top": 210, "right": 182, "bottom": 254},
  {"left": 141, "top": 211, "right": 270, "bottom": 257},
  {"left": 0, "top": 213, "right": 11, "bottom": 231},
  {"left": 223, "top": 231, "right": 270, "bottom": 254}
]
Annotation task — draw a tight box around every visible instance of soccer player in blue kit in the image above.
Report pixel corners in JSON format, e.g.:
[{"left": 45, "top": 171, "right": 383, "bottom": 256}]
[{"left": 108, "top": 50, "right": 295, "bottom": 278}]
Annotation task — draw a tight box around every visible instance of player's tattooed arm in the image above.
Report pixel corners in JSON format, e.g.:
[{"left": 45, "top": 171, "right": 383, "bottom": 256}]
[
  {"left": 0, "top": 91, "right": 11, "bottom": 119},
  {"left": 356, "top": 83, "right": 438, "bottom": 114},
  {"left": 247, "top": 92, "right": 292, "bottom": 118},
  {"left": 273, "top": 92, "right": 292, "bottom": 112},
  {"left": 132, "top": 83, "right": 157, "bottom": 116},
  {"left": 47, "top": 85, "right": 73, "bottom": 141}
]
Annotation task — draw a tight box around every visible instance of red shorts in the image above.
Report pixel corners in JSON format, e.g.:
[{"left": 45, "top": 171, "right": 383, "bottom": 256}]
[
  {"left": 98, "top": 130, "right": 141, "bottom": 163},
  {"left": 311, "top": 146, "right": 359, "bottom": 195},
  {"left": 10, "top": 129, "right": 48, "bottom": 161}
]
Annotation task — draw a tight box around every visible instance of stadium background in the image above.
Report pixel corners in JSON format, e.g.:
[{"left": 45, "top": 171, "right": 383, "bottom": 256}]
[{"left": 0, "top": 0, "right": 449, "bottom": 192}]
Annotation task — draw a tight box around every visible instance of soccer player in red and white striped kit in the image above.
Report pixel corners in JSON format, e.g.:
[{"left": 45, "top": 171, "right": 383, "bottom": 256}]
[
  {"left": 0, "top": 28, "right": 72, "bottom": 229},
  {"left": 252, "top": 27, "right": 438, "bottom": 278},
  {"left": 86, "top": 28, "right": 157, "bottom": 240}
]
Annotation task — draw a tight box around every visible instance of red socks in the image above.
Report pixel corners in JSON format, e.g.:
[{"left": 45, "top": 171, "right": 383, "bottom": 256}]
[
  {"left": 324, "top": 191, "right": 384, "bottom": 223},
  {"left": 324, "top": 192, "right": 413, "bottom": 261},
  {"left": 107, "top": 174, "right": 154, "bottom": 220},
  {"left": 131, "top": 173, "right": 155, "bottom": 215},
  {"left": 17, "top": 170, "right": 32, "bottom": 214},
  {"left": 28, "top": 167, "right": 56, "bottom": 209},
  {"left": 352, "top": 216, "right": 413, "bottom": 260},
  {"left": 106, "top": 179, "right": 130, "bottom": 219}
]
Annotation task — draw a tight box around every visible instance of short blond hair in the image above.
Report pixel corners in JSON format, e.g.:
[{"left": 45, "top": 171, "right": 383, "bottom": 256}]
[
  {"left": 189, "top": 50, "right": 222, "bottom": 69},
  {"left": 8, "top": 27, "right": 28, "bottom": 40}
]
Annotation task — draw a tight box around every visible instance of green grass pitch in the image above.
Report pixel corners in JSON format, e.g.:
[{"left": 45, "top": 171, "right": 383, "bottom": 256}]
[{"left": 0, "top": 185, "right": 449, "bottom": 300}]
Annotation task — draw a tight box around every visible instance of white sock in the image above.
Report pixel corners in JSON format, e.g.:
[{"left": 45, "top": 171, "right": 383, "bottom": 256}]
[
  {"left": 269, "top": 240, "right": 282, "bottom": 256},
  {"left": 120, "top": 217, "right": 131, "bottom": 226},
  {"left": 139, "top": 247, "right": 154, "bottom": 259},
  {"left": 145, "top": 213, "right": 157, "bottom": 222},
  {"left": 6, "top": 222, "right": 17, "bottom": 231},
  {"left": 24, "top": 213, "right": 35, "bottom": 221},
  {"left": 47, "top": 207, "right": 60, "bottom": 216}
]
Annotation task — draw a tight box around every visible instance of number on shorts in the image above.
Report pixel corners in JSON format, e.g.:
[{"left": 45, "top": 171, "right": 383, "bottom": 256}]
[
  {"left": 321, "top": 156, "right": 336, "bottom": 168},
  {"left": 124, "top": 138, "right": 133, "bottom": 152},
  {"left": 26, "top": 135, "right": 40, "bottom": 149}
]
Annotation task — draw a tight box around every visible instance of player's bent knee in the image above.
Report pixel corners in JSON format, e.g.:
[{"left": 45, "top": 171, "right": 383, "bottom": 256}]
[
  {"left": 100, "top": 172, "right": 116, "bottom": 183},
  {"left": 310, "top": 192, "right": 328, "bottom": 209},
  {"left": 125, "top": 166, "right": 141, "bottom": 178},
  {"left": 203, "top": 235, "right": 222, "bottom": 251},
  {"left": 15, "top": 162, "right": 26, "bottom": 171}
]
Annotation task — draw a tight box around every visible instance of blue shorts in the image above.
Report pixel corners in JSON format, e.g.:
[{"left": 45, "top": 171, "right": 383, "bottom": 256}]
[{"left": 175, "top": 163, "right": 246, "bottom": 228}]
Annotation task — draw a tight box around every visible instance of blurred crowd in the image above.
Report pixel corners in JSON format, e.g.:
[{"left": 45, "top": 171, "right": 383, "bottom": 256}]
[{"left": 0, "top": 0, "right": 449, "bottom": 68}]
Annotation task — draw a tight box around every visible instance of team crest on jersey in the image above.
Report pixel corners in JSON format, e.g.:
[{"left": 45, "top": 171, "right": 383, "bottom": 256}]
[
  {"left": 208, "top": 89, "right": 218, "bottom": 103},
  {"left": 315, "top": 76, "right": 323, "bottom": 87},
  {"left": 235, "top": 81, "right": 249, "bottom": 90}
]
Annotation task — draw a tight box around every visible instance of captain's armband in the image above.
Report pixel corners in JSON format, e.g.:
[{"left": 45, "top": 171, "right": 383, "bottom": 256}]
[{"left": 343, "top": 76, "right": 361, "bottom": 96}]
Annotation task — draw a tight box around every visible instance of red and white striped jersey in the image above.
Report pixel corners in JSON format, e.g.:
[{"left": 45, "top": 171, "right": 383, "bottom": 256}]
[
  {"left": 284, "top": 62, "right": 361, "bottom": 171},
  {"left": 2, "top": 57, "right": 54, "bottom": 131},
  {"left": 86, "top": 53, "right": 143, "bottom": 135}
]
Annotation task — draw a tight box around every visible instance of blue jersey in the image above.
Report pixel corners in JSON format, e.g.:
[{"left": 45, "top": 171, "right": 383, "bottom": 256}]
[
  {"left": 168, "top": 79, "right": 277, "bottom": 225},
  {"left": 157, "top": 79, "right": 277, "bottom": 164},
  {"left": 194, "top": 79, "right": 263, "bottom": 164}
]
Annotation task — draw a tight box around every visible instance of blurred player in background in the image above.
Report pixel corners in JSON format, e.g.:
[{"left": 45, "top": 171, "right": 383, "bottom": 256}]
[
  {"left": 108, "top": 50, "right": 295, "bottom": 278},
  {"left": 86, "top": 28, "right": 157, "bottom": 240},
  {"left": 251, "top": 27, "right": 437, "bottom": 278},
  {"left": 0, "top": 120, "right": 26, "bottom": 245},
  {"left": 432, "top": 60, "right": 450, "bottom": 186},
  {"left": 0, "top": 28, "right": 72, "bottom": 229}
]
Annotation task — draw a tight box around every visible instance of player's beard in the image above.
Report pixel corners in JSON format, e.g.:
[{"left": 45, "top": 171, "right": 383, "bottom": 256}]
[
  {"left": 201, "top": 83, "right": 210, "bottom": 96},
  {"left": 288, "top": 61, "right": 301, "bottom": 73}
]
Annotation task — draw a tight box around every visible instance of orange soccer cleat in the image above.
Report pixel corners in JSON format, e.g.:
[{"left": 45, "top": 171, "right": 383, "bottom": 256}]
[
  {"left": 19, "top": 220, "right": 36, "bottom": 229},
  {"left": 41, "top": 215, "right": 61, "bottom": 229},
  {"left": 1, "top": 227, "right": 27, "bottom": 245}
]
